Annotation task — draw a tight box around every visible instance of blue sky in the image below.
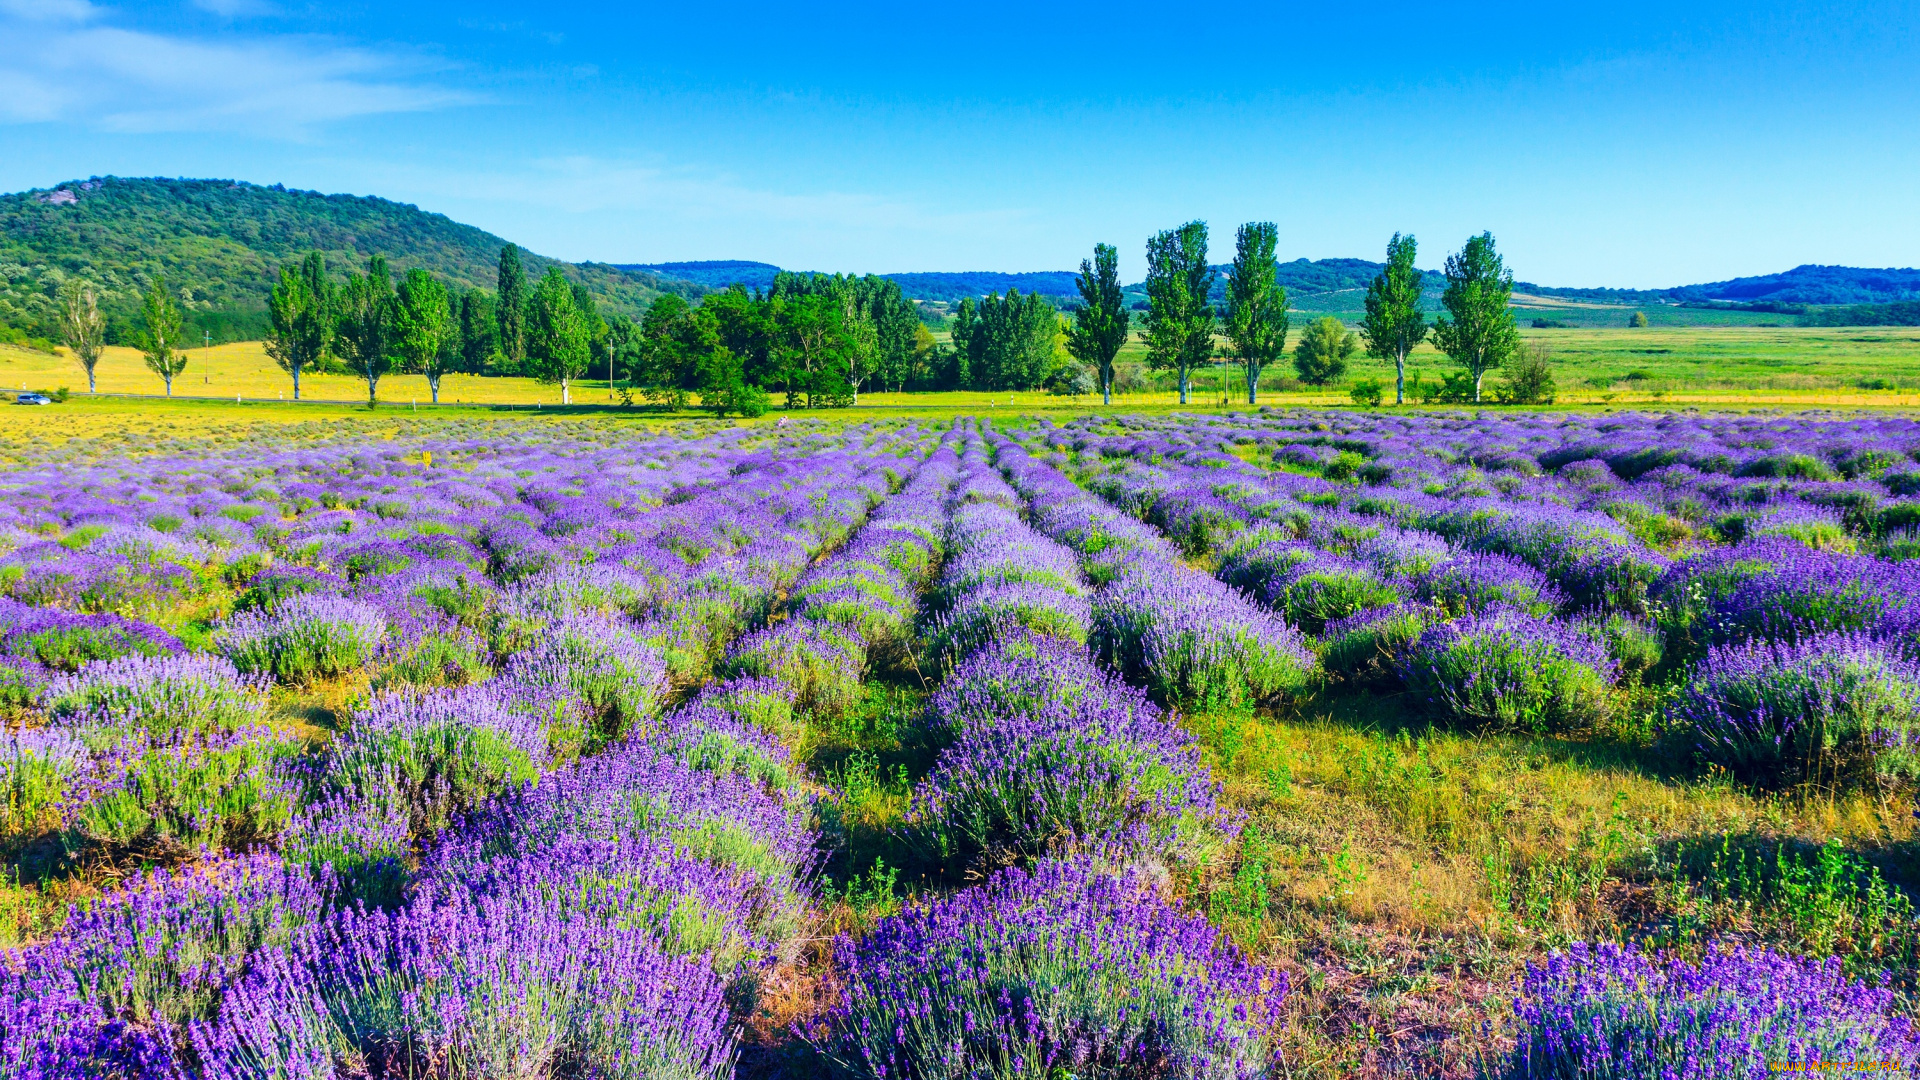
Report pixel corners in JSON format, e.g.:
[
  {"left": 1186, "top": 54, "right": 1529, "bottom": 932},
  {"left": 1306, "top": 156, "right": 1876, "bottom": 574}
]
[{"left": 1, "top": 0, "right": 1916, "bottom": 286}]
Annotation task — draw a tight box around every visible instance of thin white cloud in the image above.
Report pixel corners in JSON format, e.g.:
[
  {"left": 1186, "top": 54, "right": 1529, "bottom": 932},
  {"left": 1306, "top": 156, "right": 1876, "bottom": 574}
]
[
  {"left": 0, "top": 8, "right": 474, "bottom": 134},
  {"left": 0, "top": 0, "right": 95, "bottom": 21}
]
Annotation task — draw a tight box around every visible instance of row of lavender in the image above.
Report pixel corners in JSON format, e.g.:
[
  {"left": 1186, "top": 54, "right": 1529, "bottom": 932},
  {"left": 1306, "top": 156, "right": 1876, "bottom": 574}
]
[
  {"left": 0, "top": 422, "right": 942, "bottom": 1075},
  {"left": 820, "top": 423, "right": 1284, "bottom": 1079},
  {"left": 1001, "top": 412, "right": 1920, "bottom": 1075}
]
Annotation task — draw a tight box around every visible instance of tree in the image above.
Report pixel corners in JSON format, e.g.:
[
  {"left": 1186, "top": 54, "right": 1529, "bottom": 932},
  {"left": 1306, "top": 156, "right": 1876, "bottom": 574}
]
[
  {"left": 496, "top": 245, "right": 527, "bottom": 373},
  {"left": 1143, "top": 222, "right": 1214, "bottom": 405},
  {"left": 635, "top": 293, "right": 706, "bottom": 410},
  {"left": 1066, "top": 243, "right": 1130, "bottom": 406},
  {"left": 951, "top": 289, "right": 1057, "bottom": 391},
  {"left": 840, "top": 282, "right": 880, "bottom": 405},
  {"left": 335, "top": 255, "right": 396, "bottom": 405},
  {"left": 1359, "top": 233, "right": 1428, "bottom": 405},
  {"left": 780, "top": 293, "right": 851, "bottom": 407},
  {"left": 458, "top": 290, "right": 498, "bottom": 375},
  {"left": 56, "top": 279, "right": 106, "bottom": 393},
  {"left": 391, "top": 268, "right": 454, "bottom": 403},
  {"left": 1294, "top": 316, "right": 1358, "bottom": 384},
  {"left": 1222, "top": 223, "right": 1289, "bottom": 405},
  {"left": 137, "top": 275, "right": 187, "bottom": 397},
  {"left": 1430, "top": 232, "right": 1520, "bottom": 404},
  {"left": 265, "top": 252, "right": 334, "bottom": 402},
  {"left": 1628, "top": 311, "right": 1649, "bottom": 328},
  {"left": 527, "top": 266, "right": 591, "bottom": 404}
]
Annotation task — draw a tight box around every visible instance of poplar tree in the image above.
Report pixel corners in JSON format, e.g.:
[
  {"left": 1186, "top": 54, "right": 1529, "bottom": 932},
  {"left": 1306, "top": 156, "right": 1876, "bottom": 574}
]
[
  {"left": 266, "top": 251, "right": 334, "bottom": 402},
  {"left": 56, "top": 280, "right": 105, "bottom": 393},
  {"left": 1066, "top": 243, "right": 1129, "bottom": 405},
  {"left": 138, "top": 275, "right": 187, "bottom": 397},
  {"left": 336, "top": 255, "right": 395, "bottom": 405},
  {"left": 392, "top": 268, "right": 454, "bottom": 403},
  {"left": 527, "top": 266, "right": 590, "bottom": 404},
  {"left": 1222, "top": 222, "right": 1289, "bottom": 404},
  {"left": 1430, "top": 232, "right": 1520, "bottom": 404},
  {"left": 1143, "top": 222, "right": 1213, "bottom": 405},
  {"left": 497, "top": 244, "right": 527, "bottom": 373},
  {"left": 1359, "top": 233, "right": 1428, "bottom": 405}
]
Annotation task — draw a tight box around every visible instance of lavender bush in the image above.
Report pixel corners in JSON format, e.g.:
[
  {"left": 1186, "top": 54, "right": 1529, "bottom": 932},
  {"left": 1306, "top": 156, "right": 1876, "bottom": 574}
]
[
  {"left": 1500, "top": 942, "right": 1920, "bottom": 1079},
  {"left": 823, "top": 858, "right": 1285, "bottom": 1080},
  {"left": 1668, "top": 632, "right": 1920, "bottom": 788},
  {"left": 1401, "top": 606, "right": 1615, "bottom": 731},
  {"left": 217, "top": 592, "right": 387, "bottom": 682}
]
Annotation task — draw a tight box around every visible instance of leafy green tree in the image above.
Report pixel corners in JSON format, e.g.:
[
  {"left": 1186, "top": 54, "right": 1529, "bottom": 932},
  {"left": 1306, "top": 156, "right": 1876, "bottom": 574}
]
[
  {"left": 780, "top": 293, "right": 851, "bottom": 407},
  {"left": 1430, "top": 232, "right": 1520, "bottom": 404},
  {"left": 458, "top": 289, "right": 497, "bottom": 375},
  {"left": 1629, "top": 311, "right": 1649, "bottom": 328},
  {"left": 56, "top": 279, "right": 105, "bottom": 393},
  {"left": 1359, "top": 233, "right": 1428, "bottom": 405},
  {"left": 496, "top": 244, "right": 527, "bottom": 374},
  {"left": 951, "top": 289, "right": 1057, "bottom": 390},
  {"left": 527, "top": 266, "right": 591, "bottom": 404},
  {"left": 265, "top": 252, "right": 333, "bottom": 402},
  {"left": 1143, "top": 222, "right": 1214, "bottom": 405},
  {"left": 703, "top": 286, "right": 784, "bottom": 391},
  {"left": 1067, "top": 243, "right": 1130, "bottom": 406},
  {"left": 137, "top": 275, "right": 187, "bottom": 397},
  {"left": 1222, "top": 222, "right": 1289, "bottom": 404},
  {"left": 571, "top": 282, "right": 611, "bottom": 394},
  {"left": 391, "top": 268, "right": 454, "bottom": 403},
  {"left": 1293, "top": 316, "right": 1358, "bottom": 385},
  {"left": 335, "top": 255, "right": 395, "bottom": 405}
]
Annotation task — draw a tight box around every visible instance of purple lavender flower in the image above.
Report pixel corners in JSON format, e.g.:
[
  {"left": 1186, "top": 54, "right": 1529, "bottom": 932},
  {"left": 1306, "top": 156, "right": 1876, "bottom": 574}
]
[
  {"left": 1504, "top": 942, "right": 1920, "bottom": 1079},
  {"left": 822, "top": 858, "right": 1285, "bottom": 1080},
  {"left": 1401, "top": 606, "right": 1615, "bottom": 731},
  {"left": 216, "top": 592, "right": 387, "bottom": 682},
  {"left": 1669, "top": 632, "right": 1920, "bottom": 788},
  {"left": 43, "top": 653, "right": 266, "bottom": 740}
]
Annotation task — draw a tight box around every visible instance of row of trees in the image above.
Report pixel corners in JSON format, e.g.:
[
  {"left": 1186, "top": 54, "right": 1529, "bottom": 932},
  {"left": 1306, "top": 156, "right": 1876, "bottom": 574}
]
[
  {"left": 265, "top": 247, "right": 603, "bottom": 405},
  {"left": 1064, "top": 225, "right": 1523, "bottom": 405},
  {"left": 52, "top": 231, "right": 1526, "bottom": 410}
]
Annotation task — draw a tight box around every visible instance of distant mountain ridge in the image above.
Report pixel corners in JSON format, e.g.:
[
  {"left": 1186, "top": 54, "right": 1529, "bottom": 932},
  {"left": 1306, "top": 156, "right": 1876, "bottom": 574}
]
[{"left": 634, "top": 257, "right": 1920, "bottom": 309}]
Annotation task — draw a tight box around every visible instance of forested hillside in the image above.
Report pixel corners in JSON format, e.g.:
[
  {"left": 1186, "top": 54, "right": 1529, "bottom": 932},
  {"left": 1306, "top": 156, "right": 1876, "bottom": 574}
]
[{"left": 0, "top": 177, "right": 701, "bottom": 344}]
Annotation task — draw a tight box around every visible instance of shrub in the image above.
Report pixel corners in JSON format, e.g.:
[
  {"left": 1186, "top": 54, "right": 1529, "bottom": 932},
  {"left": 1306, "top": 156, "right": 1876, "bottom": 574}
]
[
  {"left": 718, "top": 619, "right": 866, "bottom": 720},
  {"left": 1712, "top": 549, "right": 1920, "bottom": 647},
  {"left": 1400, "top": 607, "right": 1614, "bottom": 731},
  {"left": 43, "top": 654, "right": 265, "bottom": 739},
  {"left": 0, "top": 600, "right": 179, "bottom": 673},
  {"left": 217, "top": 592, "right": 386, "bottom": 682},
  {"left": 823, "top": 859, "right": 1285, "bottom": 1080},
  {"left": 1501, "top": 942, "right": 1918, "bottom": 1079},
  {"left": 1319, "top": 603, "right": 1437, "bottom": 683},
  {"left": 926, "top": 581, "right": 1091, "bottom": 670},
  {"left": 1349, "top": 378, "right": 1383, "bottom": 407},
  {"left": 1093, "top": 557, "right": 1313, "bottom": 710},
  {"left": 1416, "top": 553, "right": 1564, "bottom": 617},
  {"left": 69, "top": 726, "right": 301, "bottom": 854},
  {"left": 504, "top": 614, "right": 669, "bottom": 745},
  {"left": 910, "top": 635, "right": 1217, "bottom": 863},
  {"left": 1293, "top": 316, "right": 1356, "bottom": 385},
  {"left": 192, "top": 886, "right": 738, "bottom": 1080},
  {"left": 1667, "top": 633, "right": 1920, "bottom": 789},
  {"left": 1494, "top": 342, "right": 1556, "bottom": 405},
  {"left": 1263, "top": 550, "right": 1402, "bottom": 634},
  {"left": 0, "top": 728, "right": 84, "bottom": 839}
]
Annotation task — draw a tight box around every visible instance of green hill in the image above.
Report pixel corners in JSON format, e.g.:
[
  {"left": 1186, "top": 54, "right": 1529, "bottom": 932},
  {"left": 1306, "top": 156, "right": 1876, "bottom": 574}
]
[{"left": 0, "top": 176, "right": 702, "bottom": 345}]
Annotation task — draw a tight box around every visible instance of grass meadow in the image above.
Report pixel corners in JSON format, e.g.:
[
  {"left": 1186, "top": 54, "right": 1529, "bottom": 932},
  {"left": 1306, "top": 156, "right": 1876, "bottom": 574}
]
[{"left": 6, "top": 323, "right": 1920, "bottom": 419}]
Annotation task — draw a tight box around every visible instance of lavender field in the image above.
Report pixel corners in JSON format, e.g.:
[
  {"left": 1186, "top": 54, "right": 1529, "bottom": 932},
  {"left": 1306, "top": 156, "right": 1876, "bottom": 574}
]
[{"left": 3, "top": 409, "right": 1920, "bottom": 1078}]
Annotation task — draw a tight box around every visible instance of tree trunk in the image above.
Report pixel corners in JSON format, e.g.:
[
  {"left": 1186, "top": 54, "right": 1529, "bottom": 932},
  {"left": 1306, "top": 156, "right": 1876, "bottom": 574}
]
[
  {"left": 86, "top": 366, "right": 95, "bottom": 394},
  {"left": 1102, "top": 370, "right": 1112, "bottom": 406},
  {"left": 562, "top": 377, "right": 571, "bottom": 405},
  {"left": 1395, "top": 351, "right": 1406, "bottom": 405},
  {"left": 163, "top": 373, "right": 172, "bottom": 397},
  {"left": 1246, "top": 363, "right": 1259, "bottom": 405},
  {"left": 429, "top": 374, "right": 440, "bottom": 404},
  {"left": 1473, "top": 368, "right": 1484, "bottom": 404},
  {"left": 291, "top": 363, "right": 301, "bottom": 401},
  {"left": 367, "top": 373, "right": 378, "bottom": 406},
  {"left": 1178, "top": 366, "right": 1189, "bottom": 405}
]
